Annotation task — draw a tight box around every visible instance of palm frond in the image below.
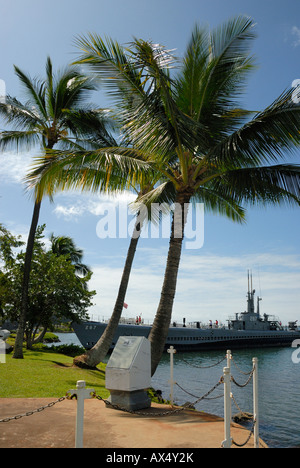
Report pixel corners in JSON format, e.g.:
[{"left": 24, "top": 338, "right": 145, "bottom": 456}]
[
  {"left": 0, "top": 130, "right": 41, "bottom": 151},
  {"left": 13, "top": 65, "right": 47, "bottom": 120},
  {"left": 131, "top": 180, "right": 176, "bottom": 223},
  {"left": 175, "top": 16, "right": 256, "bottom": 148},
  {"left": 0, "top": 95, "right": 45, "bottom": 128},
  {"left": 74, "top": 33, "right": 146, "bottom": 105},
  {"left": 212, "top": 164, "right": 300, "bottom": 207},
  {"left": 51, "top": 69, "right": 96, "bottom": 119},
  {"left": 26, "top": 146, "right": 158, "bottom": 200},
  {"left": 193, "top": 184, "right": 246, "bottom": 223},
  {"left": 209, "top": 89, "right": 300, "bottom": 168},
  {"left": 60, "top": 108, "right": 118, "bottom": 146},
  {"left": 45, "top": 56, "right": 55, "bottom": 116}
]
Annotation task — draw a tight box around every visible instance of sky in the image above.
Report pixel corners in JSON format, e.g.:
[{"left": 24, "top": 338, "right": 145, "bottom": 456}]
[{"left": 1, "top": 0, "right": 300, "bottom": 326}]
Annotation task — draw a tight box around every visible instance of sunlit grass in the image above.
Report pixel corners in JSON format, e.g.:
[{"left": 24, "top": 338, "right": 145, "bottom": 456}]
[{"left": 0, "top": 348, "right": 109, "bottom": 399}]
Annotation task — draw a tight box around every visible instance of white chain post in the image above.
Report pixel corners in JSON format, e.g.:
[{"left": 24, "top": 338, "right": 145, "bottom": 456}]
[
  {"left": 252, "top": 358, "right": 259, "bottom": 448},
  {"left": 226, "top": 349, "right": 232, "bottom": 371},
  {"left": 167, "top": 346, "right": 176, "bottom": 406},
  {"left": 222, "top": 367, "right": 232, "bottom": 448},
  {"left": 67, "top": 380, "right": 95, "bottom": 448}
]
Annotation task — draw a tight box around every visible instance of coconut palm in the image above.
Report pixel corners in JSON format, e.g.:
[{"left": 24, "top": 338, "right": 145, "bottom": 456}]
[
  {"left": 28, "top": 17, "right": 300, "bottom": 374},
  {"left": 50, "top": 233, "right": 91, "bottom": 278},
  {"left": 0, "top": 57, "right": 116, "bottom": 358}
]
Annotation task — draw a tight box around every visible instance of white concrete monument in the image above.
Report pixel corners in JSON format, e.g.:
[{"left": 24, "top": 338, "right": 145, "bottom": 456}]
[{"left": 105, "top": 336, "right": 151, "bottom": 410}]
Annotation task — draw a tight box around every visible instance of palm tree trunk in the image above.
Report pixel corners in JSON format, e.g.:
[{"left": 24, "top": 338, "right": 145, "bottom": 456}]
[
  {"left": 13, "top": 200, "right": 42, "bottom": 358},
  {"left": 13, "top": 140, "right": 55, "bottom": 359},
  {"left": 149, "top": 192, "right": 192, "bottom": 376},
  {"left": 73, "top": 214, "right": 143, "bottom": 368},
  {"left": 32, "top": 325, "right": 48, "bottom": 345}
]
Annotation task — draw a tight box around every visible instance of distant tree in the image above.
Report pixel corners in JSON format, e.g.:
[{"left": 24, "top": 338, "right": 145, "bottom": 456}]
[
  {"left": 0, "top": 225, "right": 95, "bottom": 349},
  {"left": 50, "top": 233, "right": 91, "bottom": 278}
]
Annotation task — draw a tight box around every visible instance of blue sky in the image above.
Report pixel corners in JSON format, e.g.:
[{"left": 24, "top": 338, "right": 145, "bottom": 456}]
[{"left": 1, "top": 0, "right": 300, "bottom": 325}]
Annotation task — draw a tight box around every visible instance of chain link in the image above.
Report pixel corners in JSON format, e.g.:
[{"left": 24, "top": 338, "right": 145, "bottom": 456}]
[
  {"left": 231, "top": 367, "right": 254, "bottom": 388},
  {"left": 231, "top": 355, "right": 253, "bottom": 375},
  {"left": 232, "top": 420, "right": 256, "bottom": 447},
  {"left": 181, "top": 355, "right": 226, "bottom": 369},
  {"left": 0, "top": 397, "right": 66, "bottom": 423},
  {"left": 175, "top": 381, "right": 223, "bottom": 400}
]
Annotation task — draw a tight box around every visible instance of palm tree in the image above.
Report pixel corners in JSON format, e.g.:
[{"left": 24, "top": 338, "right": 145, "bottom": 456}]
[
  {"left": 0, "top": 57, "right": 116, "bottom": 358},
  {"left": 28, "top": 17, "right": 300, "bottom": 374},
  {"left": 50, "top": 234, "right": 91, "bottom": 278},
  {"left": 25, "top": 47, "right": 164, "bottom": 368}
]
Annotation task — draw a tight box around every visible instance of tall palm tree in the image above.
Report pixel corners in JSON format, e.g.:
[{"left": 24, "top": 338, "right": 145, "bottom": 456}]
[
  {"left": 28, "top": 17, "right": 300, "bottom": 374},
  {"left": 0, "top": 57, "right": 116, "bottom": 358},
  {"left": 26, "top": 47, "right": 164, "bottom": 368}
]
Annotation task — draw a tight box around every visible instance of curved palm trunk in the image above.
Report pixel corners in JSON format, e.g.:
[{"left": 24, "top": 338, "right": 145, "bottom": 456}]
[
  {"left": 32, "top": 325, "right": 48, "bottom": 345},
  {"left": 149, "top": 192, "right": 192, "bottom": 376},
  {"left": 13, "top": 200, "right": 42, "bottom": 358},
  {"left": 73, "top": 215, "right": 143, "bottom": 368}
]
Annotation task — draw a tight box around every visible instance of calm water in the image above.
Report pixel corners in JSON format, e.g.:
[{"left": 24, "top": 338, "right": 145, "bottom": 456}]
[{"left": 56, "top": 333, "right": 300, "bottom": 448}]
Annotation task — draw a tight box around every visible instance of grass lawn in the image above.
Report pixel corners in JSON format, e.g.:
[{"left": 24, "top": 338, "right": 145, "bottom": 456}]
[{"left": 0, "top": 348, "right": 110, "bottom": 399}]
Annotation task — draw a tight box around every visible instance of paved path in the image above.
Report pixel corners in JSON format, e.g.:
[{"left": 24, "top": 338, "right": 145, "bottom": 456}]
[{"left": 0, "top": 398, "right": 268, "bottom": 449}]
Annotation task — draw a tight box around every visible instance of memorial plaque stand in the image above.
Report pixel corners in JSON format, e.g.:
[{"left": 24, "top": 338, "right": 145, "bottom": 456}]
[{"left": 105, "top": 336, "right": 151, "bottom": 411}]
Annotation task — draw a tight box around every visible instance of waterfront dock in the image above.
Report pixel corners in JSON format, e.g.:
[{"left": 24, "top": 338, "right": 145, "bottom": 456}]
[{"left": 0, "top": 398, "right": 268, "bottom": 449}]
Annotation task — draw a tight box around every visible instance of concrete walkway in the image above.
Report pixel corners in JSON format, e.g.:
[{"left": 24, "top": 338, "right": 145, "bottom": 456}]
[{"left": 0, "top": 398, "right": 268, "bottom": 449}]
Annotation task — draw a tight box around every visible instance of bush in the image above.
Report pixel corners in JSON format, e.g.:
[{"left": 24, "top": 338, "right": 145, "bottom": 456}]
[
  {"left": 43, "top": 332, "right": 60, "bottom": 343},
  {"left": 46, "top": 343, "right": 86, "bottom": 357}
]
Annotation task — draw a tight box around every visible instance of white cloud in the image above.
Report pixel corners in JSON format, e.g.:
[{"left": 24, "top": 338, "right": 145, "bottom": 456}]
[
  {"left": 0, "top": 151, "right": 34, "bottom": 184},
  {"left": 291, "top": 26, "right": 300, "bottom": 47},
  {"left": 53, "top": 191, "right": 137, "bottom": 221},
  {"left": 53, "top": 204, "right": 86, "bottom": 220}
]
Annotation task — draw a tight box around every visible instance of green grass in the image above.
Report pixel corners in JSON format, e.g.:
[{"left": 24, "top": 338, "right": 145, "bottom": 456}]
[{"left": 0, "top": 348, "right": 110, "bottom": 399}]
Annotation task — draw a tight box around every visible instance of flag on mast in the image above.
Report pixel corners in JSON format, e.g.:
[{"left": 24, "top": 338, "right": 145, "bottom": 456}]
[{"left": 123, "top": 302, "right": 128, "bottom": 309}]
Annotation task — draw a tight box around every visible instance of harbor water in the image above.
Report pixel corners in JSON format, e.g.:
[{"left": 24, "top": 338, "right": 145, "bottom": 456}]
[{"left": 55, "top": 333, "right": 300, "bottom": 448}]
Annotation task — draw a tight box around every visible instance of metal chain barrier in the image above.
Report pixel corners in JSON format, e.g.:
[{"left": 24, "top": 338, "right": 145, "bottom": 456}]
[
  {"left": 232, "top": 419, "right": 256, "bottom": 447},
  {"left": 231, "top": 393, "right": 252, "bottom": 420},
  {"left": 231, "top": 367, "right": 255, "bottom": 388},
  {"left": 231, "top": 355, "right": 253, "bottom": 375},
  {"left": 0, "top": 397, "right": 66, "bottom": 423},
  {"left": 92, "top": 378, "right": 223, "bottom": 417},
  {"left": 175, "top": 381, "right": 223, "bottom": 400},
  {"left": 181, "top": 355, "right": 226, "bottom": 369},
  {"left": 229, "top": 362, "right": 259, "bottom": 448}
]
